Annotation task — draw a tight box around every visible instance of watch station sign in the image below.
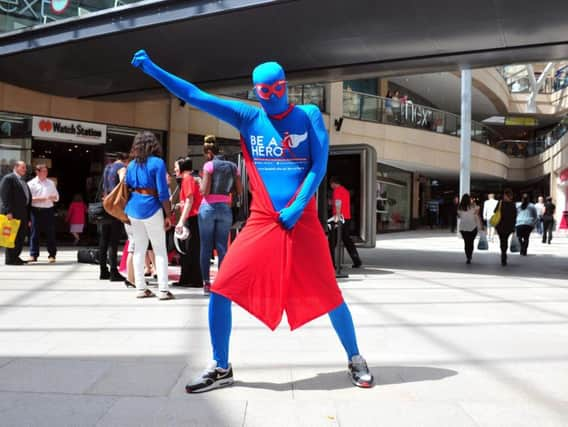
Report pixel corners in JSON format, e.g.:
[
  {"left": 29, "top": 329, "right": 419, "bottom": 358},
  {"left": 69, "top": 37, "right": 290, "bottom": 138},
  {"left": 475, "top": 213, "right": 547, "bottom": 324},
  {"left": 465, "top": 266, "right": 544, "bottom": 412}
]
[{"left": 32, "top": 116, "right": 107, "bottom": 145}]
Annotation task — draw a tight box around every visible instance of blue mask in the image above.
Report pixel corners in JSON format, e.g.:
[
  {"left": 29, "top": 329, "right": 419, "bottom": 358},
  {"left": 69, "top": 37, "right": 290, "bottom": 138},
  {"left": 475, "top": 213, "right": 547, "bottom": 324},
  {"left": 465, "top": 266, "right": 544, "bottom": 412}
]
[{"left": 252, "top": 61, "right": 289, "bottom": 116}]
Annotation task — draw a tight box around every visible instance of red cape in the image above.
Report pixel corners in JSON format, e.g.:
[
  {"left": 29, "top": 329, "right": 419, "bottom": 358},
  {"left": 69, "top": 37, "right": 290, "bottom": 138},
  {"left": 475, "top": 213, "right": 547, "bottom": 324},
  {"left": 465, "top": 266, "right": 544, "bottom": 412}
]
[{"left": 211, "top": 140, "right": 343, "bottom": 330}]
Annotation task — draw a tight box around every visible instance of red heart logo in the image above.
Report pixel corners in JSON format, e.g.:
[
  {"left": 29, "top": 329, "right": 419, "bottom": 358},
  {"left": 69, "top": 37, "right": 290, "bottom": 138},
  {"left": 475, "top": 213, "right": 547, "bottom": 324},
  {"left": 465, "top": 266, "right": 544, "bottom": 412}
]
[{"left": 39, "top": 120, "right": 52, "bottom": 132}]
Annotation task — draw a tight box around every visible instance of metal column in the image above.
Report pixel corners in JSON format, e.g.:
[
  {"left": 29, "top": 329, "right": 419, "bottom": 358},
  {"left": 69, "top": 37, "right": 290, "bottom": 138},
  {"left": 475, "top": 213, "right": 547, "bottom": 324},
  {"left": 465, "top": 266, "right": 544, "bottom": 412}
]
[{"left": 459, "top": 69, "right": 472, "bottom": 197}]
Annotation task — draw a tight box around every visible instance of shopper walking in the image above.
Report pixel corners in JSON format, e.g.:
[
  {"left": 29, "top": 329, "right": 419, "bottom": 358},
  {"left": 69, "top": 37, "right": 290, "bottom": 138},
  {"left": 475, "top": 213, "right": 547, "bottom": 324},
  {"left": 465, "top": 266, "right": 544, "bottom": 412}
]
[
  {"left": 329, "top": 176, "right": 362, "bottom": 268},
  {"left": 66, "top": 194, "right": 87, "bottom": 245},
  {"left": 99, "top": 153, "right": 128, "bottom": 281},
  {"left": 198, "top": 135, "right": 242, "bottom": 296},
  {"left": 482, "top": 193, "right": 498, "bottom": 242},
  {"left": 449, "top": 195, "right": 459, "bottom": 233},
  {"left": 27, "top": 164, "right": 59, "bottom": 263},
  {"left": 542, "top": 196, "right": 556, "bottom": 244},
  {"left": 515, "top": 193, "right": 538, "bottom": 256},
  {"left": 534, "top": 196, "right": 545, "bottom": 235},
  {"left": 457, "top": 194, "right": 482, "bottom": 264},
  {"left": 0, "top": 161, "right": 31, "bottom": 265},
  {"left": 124, "top": 131, "right": 174, "bottom": 300},
  {"left": 495, "top": 188, "right": 517, "bottom": 266},
  {"left": 174, "top": 156, "right": 203, "bottom": 287}
]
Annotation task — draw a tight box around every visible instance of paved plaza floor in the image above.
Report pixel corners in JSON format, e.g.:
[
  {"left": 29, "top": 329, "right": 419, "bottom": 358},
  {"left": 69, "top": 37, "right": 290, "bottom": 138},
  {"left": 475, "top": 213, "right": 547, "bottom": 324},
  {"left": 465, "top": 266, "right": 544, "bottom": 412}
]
[{"left": 0, "top": 230, "right": 567, "bottom": 426}]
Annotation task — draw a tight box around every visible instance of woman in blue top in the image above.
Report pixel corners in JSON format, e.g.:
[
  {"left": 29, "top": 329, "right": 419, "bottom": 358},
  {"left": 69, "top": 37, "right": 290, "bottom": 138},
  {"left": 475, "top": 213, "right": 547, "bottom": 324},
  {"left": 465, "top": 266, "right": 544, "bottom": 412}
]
[
  {"left": 124, "top": 131, "right": 174, "bottom": 300},
  {"left": 515, "top": 193, "right": 538, "bottom": 256}
]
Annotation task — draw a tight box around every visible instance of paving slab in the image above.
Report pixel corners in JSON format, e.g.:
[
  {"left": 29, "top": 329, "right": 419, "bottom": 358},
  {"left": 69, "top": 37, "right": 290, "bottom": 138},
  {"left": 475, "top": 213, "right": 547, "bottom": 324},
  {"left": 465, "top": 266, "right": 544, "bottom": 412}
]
[
  {"left": 0, "top": 392, "right": 117, "bottom": 427},
  {"left": 0, "top": 231, "right": 567, "bottom": 426}
]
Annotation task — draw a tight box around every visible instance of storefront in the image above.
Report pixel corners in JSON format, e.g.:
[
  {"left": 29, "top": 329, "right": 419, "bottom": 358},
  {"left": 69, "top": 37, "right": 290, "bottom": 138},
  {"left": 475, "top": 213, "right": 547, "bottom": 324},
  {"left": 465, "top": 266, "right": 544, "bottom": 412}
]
[
  {"left": 376, "top": 163, "right": 412, "bottom": 232},
  {"left": 0, "top": 111, "right": 166, "bottom": 242}
]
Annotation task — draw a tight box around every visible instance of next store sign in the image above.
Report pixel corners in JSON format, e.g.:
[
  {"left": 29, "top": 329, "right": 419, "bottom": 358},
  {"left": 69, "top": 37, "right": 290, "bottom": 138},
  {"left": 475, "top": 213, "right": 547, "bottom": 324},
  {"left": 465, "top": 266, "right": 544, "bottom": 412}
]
[{"left": 32, "top": 116, "right": 107, "bottom": 145}]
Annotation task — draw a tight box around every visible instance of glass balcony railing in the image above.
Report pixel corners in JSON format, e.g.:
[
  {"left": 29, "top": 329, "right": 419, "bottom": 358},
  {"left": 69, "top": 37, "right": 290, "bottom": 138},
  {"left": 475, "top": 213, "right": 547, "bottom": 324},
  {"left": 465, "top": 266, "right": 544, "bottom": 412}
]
[
  {"left": 343, "top": 90, "right": 567, "bottom": 158},
  {"left": 0, "top": 0, "right": 147, "bottom": 34},
  {"left": 343, "top": 90, "right": 499, "bottom": 143},
  {"left": 227, "top": 83, "right": 326, "bottom": 112},
  {"left": 497, "top": 65, "right": 568, "bottom": 94}
]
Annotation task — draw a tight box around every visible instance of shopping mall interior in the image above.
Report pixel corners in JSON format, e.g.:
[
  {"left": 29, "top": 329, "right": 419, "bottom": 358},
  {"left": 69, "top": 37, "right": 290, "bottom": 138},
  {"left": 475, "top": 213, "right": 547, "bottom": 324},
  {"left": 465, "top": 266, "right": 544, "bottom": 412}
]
[{"left": 0, "top": 0, "right": 567, "bottom": 246}]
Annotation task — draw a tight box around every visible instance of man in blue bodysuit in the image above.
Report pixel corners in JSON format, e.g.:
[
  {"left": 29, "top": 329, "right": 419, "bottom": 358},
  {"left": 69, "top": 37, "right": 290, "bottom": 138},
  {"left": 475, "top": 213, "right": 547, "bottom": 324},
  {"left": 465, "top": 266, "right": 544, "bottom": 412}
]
[{"left": 131, "top": 50, "right": 374, "bottom": 392}]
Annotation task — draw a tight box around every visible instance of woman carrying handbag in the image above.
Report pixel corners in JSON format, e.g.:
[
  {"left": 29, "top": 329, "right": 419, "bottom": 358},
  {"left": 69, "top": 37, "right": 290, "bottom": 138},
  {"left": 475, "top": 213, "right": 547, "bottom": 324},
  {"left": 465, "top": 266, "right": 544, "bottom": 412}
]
[
  {"left": 494, "top": 189, "right": 517, "bottom": 266},
  {"left": 457, "top": 194, "right": 483, "bottom": 264},
  {"left": 123, "top": 131, "right": 174, "bottom": 301}
]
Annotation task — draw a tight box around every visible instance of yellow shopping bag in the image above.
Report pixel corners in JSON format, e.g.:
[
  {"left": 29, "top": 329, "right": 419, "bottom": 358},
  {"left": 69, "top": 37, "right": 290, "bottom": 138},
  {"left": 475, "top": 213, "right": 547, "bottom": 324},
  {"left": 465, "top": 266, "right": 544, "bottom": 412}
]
[{"left": 0, "top": 215, "right": 21, "bottom": 249}]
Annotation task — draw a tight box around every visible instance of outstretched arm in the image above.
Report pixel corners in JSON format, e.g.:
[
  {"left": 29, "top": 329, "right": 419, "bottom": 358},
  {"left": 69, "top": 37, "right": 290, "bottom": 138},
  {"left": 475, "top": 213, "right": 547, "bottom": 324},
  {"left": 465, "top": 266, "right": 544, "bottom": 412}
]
[
  {"left": 131, "top": 50, "right": 256, "bottom": 130},
  {"left": 279, "top": 105, "right": 328, "bottom": 229}
]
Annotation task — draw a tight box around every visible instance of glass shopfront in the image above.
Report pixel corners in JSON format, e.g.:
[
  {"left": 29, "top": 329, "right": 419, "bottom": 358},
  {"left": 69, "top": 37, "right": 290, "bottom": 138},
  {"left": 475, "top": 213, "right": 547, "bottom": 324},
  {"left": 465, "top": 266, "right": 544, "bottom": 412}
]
[
  {"left": 0, "top": 111, "right": 165, "bottom": 243},
  {"left": 376, "top": 163, "right": 412, "bottom": 232},
  {"left": 0, "top": 112, "right": 31, "bottom": 178}
]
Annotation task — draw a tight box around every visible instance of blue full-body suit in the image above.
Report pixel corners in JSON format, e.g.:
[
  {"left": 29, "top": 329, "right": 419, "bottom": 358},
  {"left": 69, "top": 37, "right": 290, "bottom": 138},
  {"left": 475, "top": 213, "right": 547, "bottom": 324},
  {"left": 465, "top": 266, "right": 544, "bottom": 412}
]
[{"left": 131, "top": 51, "right": 360, "bottom": 369}]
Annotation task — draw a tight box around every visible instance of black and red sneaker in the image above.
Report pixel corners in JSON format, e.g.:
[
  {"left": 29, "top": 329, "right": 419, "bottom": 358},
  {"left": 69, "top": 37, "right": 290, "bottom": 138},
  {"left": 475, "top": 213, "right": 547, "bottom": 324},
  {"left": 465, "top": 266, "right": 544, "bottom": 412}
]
[{"left": 348, "top": 355, "right": 374, "bottom": 388}]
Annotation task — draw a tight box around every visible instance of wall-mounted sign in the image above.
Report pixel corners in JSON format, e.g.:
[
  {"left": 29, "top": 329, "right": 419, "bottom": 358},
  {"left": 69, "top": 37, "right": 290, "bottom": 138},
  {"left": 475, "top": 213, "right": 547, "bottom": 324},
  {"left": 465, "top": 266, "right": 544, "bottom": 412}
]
[
  {"left": 401, "top": 103, "right": 433, "bottom": 128},
  {"left": 51, "top": 0, "right": 71, "bottom": 14},
  {"left": 505, "top": 116, "right": 538, "bottom": 127},
  {"left": 32, "top": 116, "right": 107, "bottom": 145}
]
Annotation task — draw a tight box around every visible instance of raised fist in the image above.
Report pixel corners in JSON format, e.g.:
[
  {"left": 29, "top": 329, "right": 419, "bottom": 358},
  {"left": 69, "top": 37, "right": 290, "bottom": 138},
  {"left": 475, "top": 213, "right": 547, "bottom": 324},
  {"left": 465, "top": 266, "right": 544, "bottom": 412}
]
[{"left": 131, "top": 49, "right": 151, "bottom": 69}]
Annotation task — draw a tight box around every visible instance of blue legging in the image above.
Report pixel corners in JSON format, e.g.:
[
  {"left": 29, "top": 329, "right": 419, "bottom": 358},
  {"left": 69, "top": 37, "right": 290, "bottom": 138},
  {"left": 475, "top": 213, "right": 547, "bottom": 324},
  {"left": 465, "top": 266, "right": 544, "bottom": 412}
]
[{"left": 209, "top": 293, "right": 360, "bottom": 369}]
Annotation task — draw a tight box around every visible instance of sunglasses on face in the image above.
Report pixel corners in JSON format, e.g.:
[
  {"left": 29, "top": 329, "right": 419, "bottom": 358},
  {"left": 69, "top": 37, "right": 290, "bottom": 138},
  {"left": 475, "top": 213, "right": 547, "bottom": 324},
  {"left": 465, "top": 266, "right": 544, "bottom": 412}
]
[{"left": 254, "top": 80, "right": 287, "bottom": 100}]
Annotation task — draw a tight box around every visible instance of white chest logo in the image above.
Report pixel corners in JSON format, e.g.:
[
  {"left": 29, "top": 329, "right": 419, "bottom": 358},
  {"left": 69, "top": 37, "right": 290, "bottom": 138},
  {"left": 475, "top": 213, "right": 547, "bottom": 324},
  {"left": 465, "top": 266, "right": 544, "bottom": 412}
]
[{"left": 250, "top": 132, "right": 308, "bottom": 158}]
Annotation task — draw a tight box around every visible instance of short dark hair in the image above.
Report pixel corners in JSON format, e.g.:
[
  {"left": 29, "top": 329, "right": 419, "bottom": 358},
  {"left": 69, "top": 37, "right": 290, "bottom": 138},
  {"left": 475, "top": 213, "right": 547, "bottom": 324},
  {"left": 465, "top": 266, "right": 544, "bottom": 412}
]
[
  {"left": 116, "top": 152, "right": 129, "bottom": 161},
  {"left": 178, "top": 157, "right": 193, "bottom": 173},
  {"left": 329, "top": 176, "right": 340, "bottom": 185}
]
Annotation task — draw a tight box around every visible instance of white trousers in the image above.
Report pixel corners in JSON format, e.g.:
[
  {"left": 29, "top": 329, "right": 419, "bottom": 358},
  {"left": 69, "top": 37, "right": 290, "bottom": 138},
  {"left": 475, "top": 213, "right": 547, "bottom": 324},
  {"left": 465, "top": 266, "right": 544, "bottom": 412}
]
[{"left": 128, "top": 209, "right": 169, "bottom": 292}]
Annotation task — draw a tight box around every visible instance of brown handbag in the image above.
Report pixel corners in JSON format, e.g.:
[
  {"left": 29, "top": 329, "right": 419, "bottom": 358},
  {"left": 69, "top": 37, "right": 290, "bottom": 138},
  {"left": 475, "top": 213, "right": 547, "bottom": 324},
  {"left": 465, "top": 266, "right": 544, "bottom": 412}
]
[{"left": 103, "top": 178, "right": 131, "bottom": 224}]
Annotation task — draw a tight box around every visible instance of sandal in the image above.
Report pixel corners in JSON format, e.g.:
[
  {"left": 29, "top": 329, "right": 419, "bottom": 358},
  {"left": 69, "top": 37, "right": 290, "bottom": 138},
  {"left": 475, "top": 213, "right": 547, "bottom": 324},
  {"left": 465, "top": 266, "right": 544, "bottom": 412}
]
[
  {"left": 158, "top": 291, "right": 175, "bottom": 301},
  {"left": 124, "top": 280, "right": 136, "bottom": 288},
  {"left": 136, "top": 289, "right": 155, "bottom": 299}
]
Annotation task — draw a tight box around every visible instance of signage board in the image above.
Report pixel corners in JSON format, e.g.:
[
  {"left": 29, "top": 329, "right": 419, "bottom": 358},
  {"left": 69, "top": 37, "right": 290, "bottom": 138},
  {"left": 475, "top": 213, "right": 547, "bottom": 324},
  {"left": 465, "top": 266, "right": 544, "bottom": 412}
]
[
  {"left": 32, "top": 116, "right": 107, "bottom": 145},
  {"left": 505, "top": 116, "right": 538, "bottom": 127}
]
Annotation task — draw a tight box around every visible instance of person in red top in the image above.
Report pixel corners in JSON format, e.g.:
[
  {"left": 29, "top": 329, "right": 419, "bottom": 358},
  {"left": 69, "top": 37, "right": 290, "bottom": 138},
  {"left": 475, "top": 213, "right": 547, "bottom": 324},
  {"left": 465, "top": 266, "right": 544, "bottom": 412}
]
[
  {"left": 174, "top": 157, "right": 203, "bottom": 287},
  {"left": 66, "top": 193, "right": 87, "bottom": 245},
  {"left": 329, "top": 177, "right": 362, "bottom": 268}
]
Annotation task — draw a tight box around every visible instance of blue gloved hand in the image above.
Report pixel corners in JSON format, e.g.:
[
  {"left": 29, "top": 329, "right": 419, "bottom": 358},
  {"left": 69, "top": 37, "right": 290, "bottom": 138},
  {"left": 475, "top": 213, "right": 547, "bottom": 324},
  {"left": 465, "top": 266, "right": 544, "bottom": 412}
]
[
  {"left": 279, "top": 205, "right": 303, "bottom": 230},
  {"left": 131, "top": 49, "right": 152, "bottom": 71}
]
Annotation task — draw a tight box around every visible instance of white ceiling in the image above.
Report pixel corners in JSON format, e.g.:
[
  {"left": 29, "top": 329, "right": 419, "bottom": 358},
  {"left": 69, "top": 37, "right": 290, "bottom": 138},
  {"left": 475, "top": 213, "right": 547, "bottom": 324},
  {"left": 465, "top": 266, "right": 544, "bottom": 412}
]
[{"left": 389, "top": 72, "right": 499, "bottom": 120}]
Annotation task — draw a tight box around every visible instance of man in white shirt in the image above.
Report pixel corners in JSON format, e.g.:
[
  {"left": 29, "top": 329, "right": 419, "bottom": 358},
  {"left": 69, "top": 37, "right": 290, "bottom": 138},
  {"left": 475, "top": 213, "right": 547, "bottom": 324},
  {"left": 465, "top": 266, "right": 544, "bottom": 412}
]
[
  {"left": 482, "top": 193, "right": 499, "bottom": 242},
  {"left": 27, "top": 164, "right": 59, "bottom": 263},
  {"left": 534, "top": 196, "right": 545, "bottom": 235}
]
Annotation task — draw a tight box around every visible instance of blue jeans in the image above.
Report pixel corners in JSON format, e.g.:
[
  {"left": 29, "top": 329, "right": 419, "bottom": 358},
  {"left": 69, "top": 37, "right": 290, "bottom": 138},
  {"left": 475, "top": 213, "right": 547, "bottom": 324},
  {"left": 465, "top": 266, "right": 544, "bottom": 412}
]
[
  {"left": 535, "top": 218, "right": 543, "bottom": 235},
  {"left": 198, "top": 203, "right": 232, "bottom": 283},
  {"left": 30, "top": 207, "right": 57, "bottom": 258}
]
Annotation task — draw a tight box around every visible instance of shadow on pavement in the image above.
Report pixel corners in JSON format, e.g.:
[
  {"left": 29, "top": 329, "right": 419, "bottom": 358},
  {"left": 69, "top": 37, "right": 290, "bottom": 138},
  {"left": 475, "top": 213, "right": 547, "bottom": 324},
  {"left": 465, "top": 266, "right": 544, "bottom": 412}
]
[{"left": 234, "top": 365, "right": 457, "bottom": 391}]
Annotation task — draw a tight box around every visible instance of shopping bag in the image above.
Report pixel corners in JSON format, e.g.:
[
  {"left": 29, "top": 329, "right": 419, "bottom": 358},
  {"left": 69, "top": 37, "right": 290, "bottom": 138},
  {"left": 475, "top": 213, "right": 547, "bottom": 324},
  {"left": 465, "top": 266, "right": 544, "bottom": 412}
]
[
  {"left": 477, "top": 231, "right": 488, "bottom": 250},
  {"left": 0, "top": 215, "right": 21, "bottom": 248},
  {"left": 103, "top": 178, "right": 130, "bottom": 223},
  {"left": 489, "top": 201, "right": 501, "bottom": 227},
  {"left": 510, "top": 234, "right": 520, "bottom": 253}
]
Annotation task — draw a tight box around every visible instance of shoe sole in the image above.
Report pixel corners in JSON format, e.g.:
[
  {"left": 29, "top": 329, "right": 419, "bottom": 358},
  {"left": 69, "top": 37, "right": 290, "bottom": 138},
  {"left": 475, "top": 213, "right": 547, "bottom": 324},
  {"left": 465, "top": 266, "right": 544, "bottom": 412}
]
[
  {"left": 348, "top": 372, "right": 374, "bottom": 388},
  {"left": 136, "top": 293, "right": 155, "bottom": 299},
  {"left": 186, "top": 378, "right": 234, "bottom": 393}
]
